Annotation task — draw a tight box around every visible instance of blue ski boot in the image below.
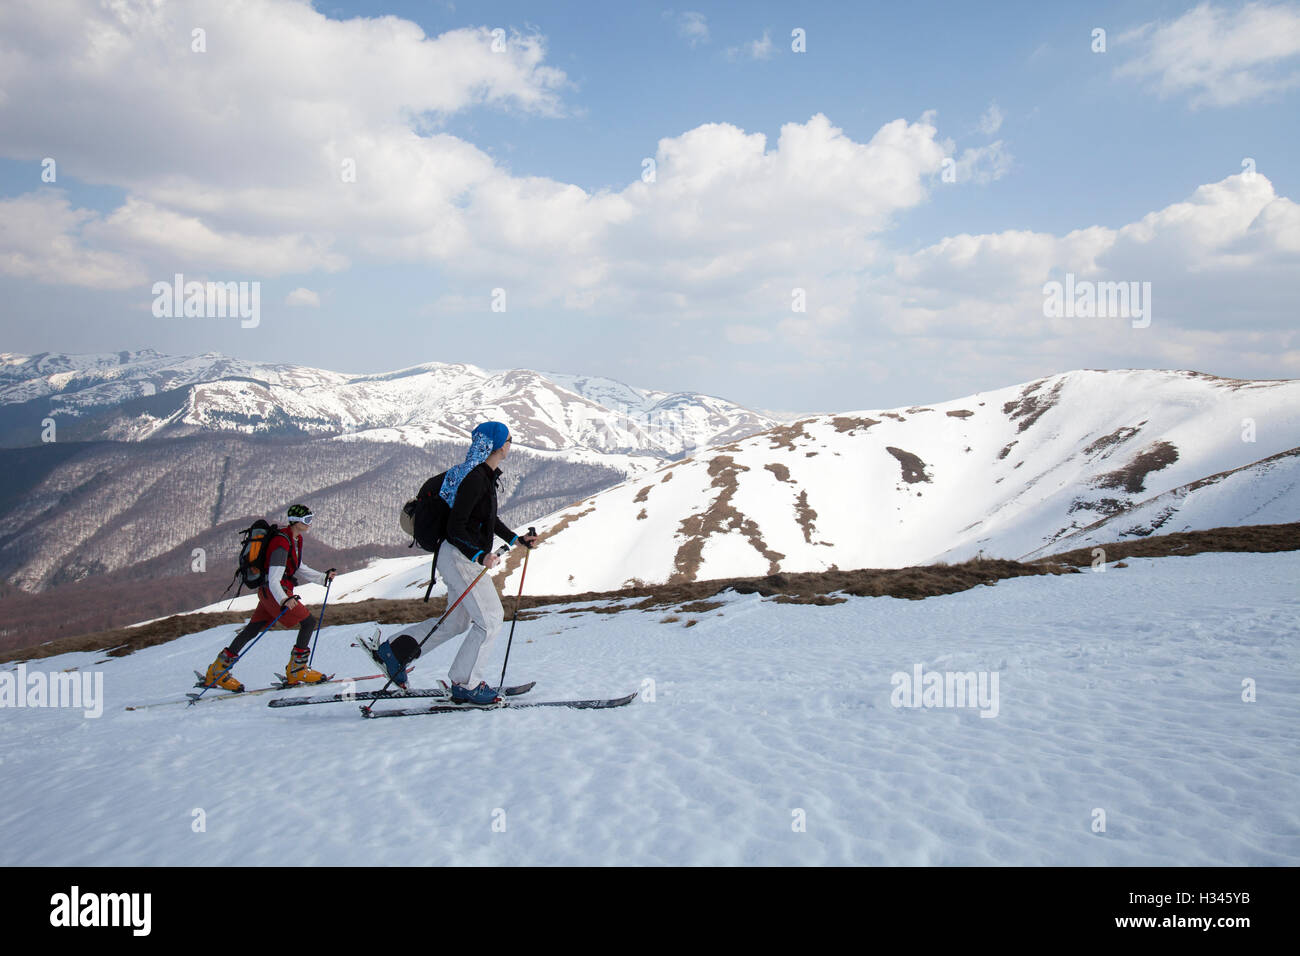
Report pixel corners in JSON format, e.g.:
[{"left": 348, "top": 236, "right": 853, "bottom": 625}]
[
  {"left": 450, "top": 681, "right": 501, "bottom": 706},
  {"left": 375, "top": 640, "right": 410, "bottom": 689}
]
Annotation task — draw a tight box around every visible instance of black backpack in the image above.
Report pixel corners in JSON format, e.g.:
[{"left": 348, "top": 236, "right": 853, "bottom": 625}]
[
  {"left": 401, "top": 473, "right": 451, "bottom": 601},
  {"left": 221, "top": 520, "right": 281, "bottom": 599}
]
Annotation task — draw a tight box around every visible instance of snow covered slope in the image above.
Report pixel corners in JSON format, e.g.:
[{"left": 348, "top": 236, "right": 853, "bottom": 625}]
[
  {"left": 484, "top": 369, "right": 1300, "bottom": 594},
  {"left": 1021, "top": 446, "right": 1300, "bottom": 559},
  {"left": 0, "top": 350, "right": 774, "bottom": 456},
  {"left": 4, "top": 550, "right": 1297, "bottom": 865},
  {"left": 183, "top": 368, "right": 1300, "bottom": 609}
]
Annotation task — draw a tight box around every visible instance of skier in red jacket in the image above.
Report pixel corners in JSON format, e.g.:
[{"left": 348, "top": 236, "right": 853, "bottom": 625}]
[{"left": 200, "top": 503, "right": 337, "bottom": 691}]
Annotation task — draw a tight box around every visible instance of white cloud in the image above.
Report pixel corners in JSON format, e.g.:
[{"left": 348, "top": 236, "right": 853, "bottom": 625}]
[
  {"left": 286, "top": 288, "right": 321, "bottom": 307},
  {"left": 875, "top": 173, "right": 1300, "bottom": 376},
  {"left": 977, "top": 102, "right": 1003, "bottom": 136},
  {"left": 84, "top": 199, "right": 349, "bottom": 276},
  {"left": 0, "top": 1, "right": 570, "bottom": 198},
  {"left": 952, "top": 141, "right": 1014, "bottom": 184},
  {"left": 1116, "top": 1, "right": 1300, "bottom": 107},
  {"left": 676, "top": 11, "right": 710, "bottom": 46},
  {"left": 727, "top": 30, "right": 774, "bottom": 60},
  {"left": 0, "top": 192, "right": 145, "bottom": 290},
  {"left": 3, "top": 1, "right": 1293, "bottom": 389},
  {"left": 749, "top": 30, "right": 774, "bottom": 60},
  {"left": 0, "top": 3, "right": 953, "bottom": 318}
]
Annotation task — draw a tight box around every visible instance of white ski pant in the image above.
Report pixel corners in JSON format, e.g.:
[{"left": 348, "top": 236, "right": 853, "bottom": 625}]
[{"left": 412, "top": 545, "right": 505, "bottom": 688}]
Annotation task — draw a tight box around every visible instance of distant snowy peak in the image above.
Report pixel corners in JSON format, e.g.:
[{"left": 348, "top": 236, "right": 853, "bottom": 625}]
[{"left": 0, "top": 350, "right": 777, "bottom": 457}]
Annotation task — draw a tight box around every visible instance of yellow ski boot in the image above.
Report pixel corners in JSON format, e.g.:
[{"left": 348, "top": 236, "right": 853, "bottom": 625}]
[
  {"left": 201, "top": 648, "right": 245, "bottom": 693},
  {"left": 285, "top": 646, "right": 329, "bottom": 686}
]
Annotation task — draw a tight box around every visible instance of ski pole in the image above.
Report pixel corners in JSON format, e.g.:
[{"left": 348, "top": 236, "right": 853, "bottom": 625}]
[
  {"left": 307, "top": 573, "right": 334, "bottom": 667},
  {"left": 361, "top": 542, "right": 511, "bottom": 713},
  {"left": 189, "top": 604, "right": 290, "bottom": 705},
  {"left": 497, "top": 527, "right": 536, "bottom": 694}
]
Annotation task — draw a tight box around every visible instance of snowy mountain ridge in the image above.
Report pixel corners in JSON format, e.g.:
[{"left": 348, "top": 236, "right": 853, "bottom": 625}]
[
  {"left": 234, "top": 367, "right": 1297, "bottom": 605},
  {"left": 497, "top": 368, "right": 1296, "bottom": 594},
  {"left": 0, "top": 350, "right": 777, "bottom": 457}
]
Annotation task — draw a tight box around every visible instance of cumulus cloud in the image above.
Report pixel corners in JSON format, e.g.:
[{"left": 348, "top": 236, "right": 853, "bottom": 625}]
[
  {"left": 872, "top": 173, "right": 1300, "bottom": 380},
  {"left": 0, "top": 1, "right": 958, "bottom": 320},
  {"left": 84, "top": 199, "right": 349, "bottom": 276},
  {"left": 0, "top": 0, "right": 570, "bottom": 196},
  {"left": 1116, "top": 1, "right": 1300, "bottom": 107},
  {"left": 0, "top": 192, "right": 146, "bottom": 290},
  {"left": 2, "top": 1, "right": 1294, "bottom": 390}
]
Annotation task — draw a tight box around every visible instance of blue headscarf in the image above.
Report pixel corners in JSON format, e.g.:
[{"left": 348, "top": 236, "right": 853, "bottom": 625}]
[{"left": 440, "top": 421, "right": 510, "bottom": 508}]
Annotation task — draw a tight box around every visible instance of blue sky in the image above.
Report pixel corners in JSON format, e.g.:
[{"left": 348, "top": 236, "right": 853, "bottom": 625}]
[{"left": 0, "top": 0, "right": 1297, "bottom": 412}]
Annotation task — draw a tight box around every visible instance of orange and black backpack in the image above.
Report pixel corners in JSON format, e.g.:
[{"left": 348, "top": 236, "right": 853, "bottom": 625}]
[{"left": 221, "top": 519, "right": 281, "bottom": 599}]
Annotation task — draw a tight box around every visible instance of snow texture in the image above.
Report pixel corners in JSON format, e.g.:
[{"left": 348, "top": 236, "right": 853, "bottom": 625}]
[{"left": 3, "top": 551, "right": 1296, "bottom": 865}]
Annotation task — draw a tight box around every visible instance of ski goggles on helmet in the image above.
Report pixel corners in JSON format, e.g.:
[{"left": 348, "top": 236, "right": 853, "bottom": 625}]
[{"left": 286, "top": 505, "right": 314, "bottom": 525}]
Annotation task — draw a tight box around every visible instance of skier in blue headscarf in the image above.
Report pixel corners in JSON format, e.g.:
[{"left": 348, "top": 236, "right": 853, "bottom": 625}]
[{"left": 377, "top": 422, "right": 537, "bottom": 704}]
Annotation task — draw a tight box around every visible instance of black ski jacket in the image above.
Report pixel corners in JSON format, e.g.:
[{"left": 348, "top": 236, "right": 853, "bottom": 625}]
[{"left": 445, "top": 463, "right": 518, "bottom": 564}]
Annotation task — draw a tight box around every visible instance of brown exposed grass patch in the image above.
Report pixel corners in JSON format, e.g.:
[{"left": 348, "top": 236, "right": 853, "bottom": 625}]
[
  {"left": 765, "top": 463, "right": 793, "bottom": 483},
  {"left": 1093, "top": 441, "right": 1179, "bottom": 494},
  {"left": 633, "top": 485, "right": 653, "bottom": 503},
  {"left": 670, "top": 456, "right": 784, "bottom": 583},
  {"left": 1083, "top": 424, "right": 1143, "bottom": 457},
  {"left": 1003, "top": 379, "right": 1064, "bottom": 433},
  {"left": 1044, "top": 522, "right": 1298, "bottom": 566},
  {"left": 905, "top": 407, "right": 934, "bottom": 414},
  {"left": 766, "top": 420, "right": 813, "bottom": 451},
  {"left": 1069, "top": 497, "right": 1126, "bottom": 518},
  {"left": 660, "top": 470, "right": 674, "bottom": 483},
  {"left": 946, "top": 409, "right": 974, "bottom": 418},
  {"left": 636, "top": 508, "right": 647, "bottom": 520},
  {"left": 880, "top": 412, "right": 905, "bottom": 421},
  {"left": 885, "top": 446, "right": 931, "bottom": 484},
  {"left": 795, "top": 490, "right": 826, "bottom": 544},
  {"left": 831, "top": 416, "right": 881, "bottom": 434},
  {"left": 998, "top": 441, "right": 1017, "bottom": 461},
  {"left": 1183, "top": 371, "right": 1291, "bottom": 390},
  {"left": 678, "top": 600, "right": 724, "bottom": 614},
  {"left": 771, "top": 593, "right": 847, "bottom": 605}
]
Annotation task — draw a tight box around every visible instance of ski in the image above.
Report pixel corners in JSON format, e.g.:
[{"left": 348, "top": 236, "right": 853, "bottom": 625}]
[
  {"left": 360, "top": 691, "right": 637, "bottom": 719},
  {"left": 124, "top": 671, "right": 392, "bottom": 711},
  {"left": 268, "top": 680, "right": 536, "bottom": 709}
]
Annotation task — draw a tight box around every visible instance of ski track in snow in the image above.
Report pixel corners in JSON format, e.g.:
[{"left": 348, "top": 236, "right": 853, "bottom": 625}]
[{"left": 1, "top": 552, "right": 1297, "bottom": 865}]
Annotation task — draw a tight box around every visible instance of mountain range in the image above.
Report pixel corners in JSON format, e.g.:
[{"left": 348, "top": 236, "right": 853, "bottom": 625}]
[
  {"left": 0, "top": 349, "right": 774, "bottom": 456},
  {"left": 0, "top": 350, "right": 777, "bottom": 642},
  {"left": 275, "top": 368, "right": 1296, "bottom": 604},
  {"left": 1, "top": 353, "right": 1296, "bottom": 647}
]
